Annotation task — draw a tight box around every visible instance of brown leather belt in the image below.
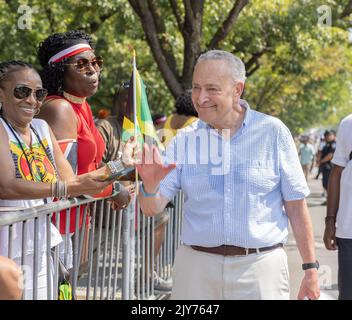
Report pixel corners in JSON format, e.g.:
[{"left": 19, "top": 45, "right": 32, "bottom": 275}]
[{"left": 191, "top": 243, "right": 283, "bottom": 256}]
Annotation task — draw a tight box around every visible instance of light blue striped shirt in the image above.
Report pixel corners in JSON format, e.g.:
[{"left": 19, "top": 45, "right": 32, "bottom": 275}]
[{"left": 160, "top": 100, "right": 309, "bottom": 248}]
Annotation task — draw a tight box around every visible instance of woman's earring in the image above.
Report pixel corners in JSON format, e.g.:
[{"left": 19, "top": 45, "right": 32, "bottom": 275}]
[
  {"left": 0, "top": 102, "right": 2, "bottom": 111},
  {"left": 34, "top": 108, "right": 40, "bottom": 116}
]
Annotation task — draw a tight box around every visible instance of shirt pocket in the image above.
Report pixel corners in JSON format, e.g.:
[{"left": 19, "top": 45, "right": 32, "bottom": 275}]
[{"left": 237, "top": 160, "right": 278, "bottom": 194}]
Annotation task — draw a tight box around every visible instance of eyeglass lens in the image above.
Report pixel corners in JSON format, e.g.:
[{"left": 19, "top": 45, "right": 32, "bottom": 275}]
[
  {"left": 13, "top": 86, "right": 48, "bottom": 102},
  {"left": 74, "top": 56, "right": 103, "bottom": 72}
]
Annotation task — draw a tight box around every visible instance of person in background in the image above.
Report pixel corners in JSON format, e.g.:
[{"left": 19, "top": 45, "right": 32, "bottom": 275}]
[
  {"left": 107, "top": 81, "right": 130, "bottom": 141},
  {"left": 160, "top": 91, "right": 198, "bottom": 147},
  {"left": 323, "top": 114, "right": 352, "bottom": 299},
  {"left": 299, "top": 135, "right": 315, "bottom": 181},
  {"left": 315, "top": 131, "right": 328, "bottom": 180},
  {"left": 318, "top": 130, "right": 336, "bottom": 205},
  {"left": 95, "top": 82, "right": 129, "bottom": 163},
  {"left": 152, "top": 113, "right": 167, "bottom": 131},
  {"left": 95, "top": 108, "right": 121, "bottom": 167}
]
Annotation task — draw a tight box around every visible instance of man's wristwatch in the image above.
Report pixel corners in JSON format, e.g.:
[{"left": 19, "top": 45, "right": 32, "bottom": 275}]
[{"left": 302, "top": 260, "right": 319, "bottom": 271}]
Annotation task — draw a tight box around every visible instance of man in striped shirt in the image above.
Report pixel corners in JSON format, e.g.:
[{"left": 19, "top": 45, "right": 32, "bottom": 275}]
[{"left": 137, "top": 50, "right": 320, "bottom": 300}]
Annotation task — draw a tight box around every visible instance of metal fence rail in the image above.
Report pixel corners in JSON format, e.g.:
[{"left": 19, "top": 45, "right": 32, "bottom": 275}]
[{"left": 0, "top": 191, "right": 183, "bottom": 300}]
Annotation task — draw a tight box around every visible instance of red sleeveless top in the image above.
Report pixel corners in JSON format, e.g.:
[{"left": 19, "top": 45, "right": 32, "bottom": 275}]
[
  {"left": 47, "top": 95, "right": 112, "bottom": 233},
  {"left": 46, "top": 95, "right": 105, "bottom": 174}
]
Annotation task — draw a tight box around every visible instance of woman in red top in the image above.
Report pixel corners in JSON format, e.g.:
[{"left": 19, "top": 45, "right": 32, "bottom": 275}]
[{"left": 36, "top": 31, "right": 132, "bottom": 268}]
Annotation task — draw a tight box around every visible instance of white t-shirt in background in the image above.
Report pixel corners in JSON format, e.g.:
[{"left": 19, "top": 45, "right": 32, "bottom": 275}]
[{"left": 331, "top": 114, "right": 352, "bottom": 239}]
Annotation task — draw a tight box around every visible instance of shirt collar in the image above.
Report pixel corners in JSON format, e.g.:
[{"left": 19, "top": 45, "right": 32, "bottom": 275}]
[{"left": 239, "top": 99, "right": 252, "bottom": 127}]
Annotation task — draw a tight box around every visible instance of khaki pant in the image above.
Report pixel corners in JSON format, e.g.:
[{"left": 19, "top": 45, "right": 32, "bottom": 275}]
[
  {"left": 301, "top": 164, "right": 311, "bottom": 181},
  {"left": 171, "top": 245, "right": 290, "bottom": 300}
]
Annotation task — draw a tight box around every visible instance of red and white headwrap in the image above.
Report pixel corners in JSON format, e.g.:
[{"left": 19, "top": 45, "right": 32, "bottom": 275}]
[{"left": 48, "top": 43, "right": 92, "bottom": 64}]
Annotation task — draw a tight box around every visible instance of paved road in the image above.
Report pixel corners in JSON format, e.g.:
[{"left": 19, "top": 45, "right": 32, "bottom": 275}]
[{"left": 287, "top": 174, "right": 338, "bottom": 300}]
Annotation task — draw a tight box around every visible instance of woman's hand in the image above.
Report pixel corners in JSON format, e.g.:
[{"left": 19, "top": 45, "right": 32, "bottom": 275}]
[
  {"left": 67, "top": 170, "right": 112, "bottom": 197},
  {"left": 109, "top": 184, "right": 136, "bottom": 210}
]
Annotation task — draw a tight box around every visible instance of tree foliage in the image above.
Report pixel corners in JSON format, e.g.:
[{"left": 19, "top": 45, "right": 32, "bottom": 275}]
[{"left": 0, "top": 0, "right": 351, "bottom": 134}]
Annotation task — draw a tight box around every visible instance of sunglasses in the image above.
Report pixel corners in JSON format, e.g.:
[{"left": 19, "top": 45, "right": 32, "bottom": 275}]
[
  {"left": 13, "top": 86, "right": 48, "bottom": 102},
  {"left": 66, "top": 56, "right": 103, "bottom": 73}
]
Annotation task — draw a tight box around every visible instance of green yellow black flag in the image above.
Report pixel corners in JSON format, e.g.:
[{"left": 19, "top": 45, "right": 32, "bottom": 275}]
[{"left": 121, "top": 52, "right": 165, "bottom": 151}]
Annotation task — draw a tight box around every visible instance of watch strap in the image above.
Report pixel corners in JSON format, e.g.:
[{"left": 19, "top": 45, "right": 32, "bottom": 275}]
[{"left": 302, "top": 260, "right": 319, "bottom": 270}]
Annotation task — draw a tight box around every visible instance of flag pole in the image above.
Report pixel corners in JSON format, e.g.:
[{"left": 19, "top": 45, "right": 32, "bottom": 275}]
[
  {"left": 133, "top": 50, "right": 137, "bottom": 139},
  {"left": 132, "top": 50, "right": 139, "bottom": 195}
]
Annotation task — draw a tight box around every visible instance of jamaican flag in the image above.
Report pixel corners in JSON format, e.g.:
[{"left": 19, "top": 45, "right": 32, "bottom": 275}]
[{"left": 121, "top": 52, "right": 164, "bottom": 151}]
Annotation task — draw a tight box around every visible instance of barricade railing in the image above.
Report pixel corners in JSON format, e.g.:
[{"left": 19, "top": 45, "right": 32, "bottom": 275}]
[{"left": 0, "top": 190, "right": 183, "bottom": 300}]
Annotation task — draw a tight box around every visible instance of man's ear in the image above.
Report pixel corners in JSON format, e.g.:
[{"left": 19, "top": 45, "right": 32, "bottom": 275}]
[{"left": 233, "top": 82, "right": 244, "bottom": 98}]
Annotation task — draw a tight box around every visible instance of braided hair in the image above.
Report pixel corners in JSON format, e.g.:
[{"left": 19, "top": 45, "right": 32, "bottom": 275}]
[
  {"left": 37, "top": 30, "right": 95, "bottom": 96},
  {"left": 175, "top": 91, "right": 198, "bottom": 117},
  {"left": 0, "top": 60, "right": 34, "bottom": 87}
]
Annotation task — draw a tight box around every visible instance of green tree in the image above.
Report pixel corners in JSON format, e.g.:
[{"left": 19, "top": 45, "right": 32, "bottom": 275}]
[{"left": 0, "top": 0, "right": 351, "bottom": 133}]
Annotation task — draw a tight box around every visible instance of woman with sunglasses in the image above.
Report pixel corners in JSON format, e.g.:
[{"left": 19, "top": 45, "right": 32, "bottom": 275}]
[
  {"left": 36, "top": 31, "right": 133, "bottom": 270},
  {"left": 0, "top": 60, "right": 134, "bottom": 299}
]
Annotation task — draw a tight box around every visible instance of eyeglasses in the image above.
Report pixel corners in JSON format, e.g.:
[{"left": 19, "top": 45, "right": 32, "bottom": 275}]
[
  {"left": 65, "top": 56, "right": 103, "bottom": 73},
  {"left": 13, "top": 86, "right": 48, "bottom": 102}
]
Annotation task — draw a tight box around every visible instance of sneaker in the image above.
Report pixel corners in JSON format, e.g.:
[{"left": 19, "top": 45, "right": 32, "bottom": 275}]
[{"left": 153, "top": 272, "right": 172, "bottom": 292}]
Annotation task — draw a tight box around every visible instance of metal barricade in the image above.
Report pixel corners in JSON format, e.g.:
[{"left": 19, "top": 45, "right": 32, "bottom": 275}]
[{"left": 0, "top": 191, "right": 184, "bottom": 300}]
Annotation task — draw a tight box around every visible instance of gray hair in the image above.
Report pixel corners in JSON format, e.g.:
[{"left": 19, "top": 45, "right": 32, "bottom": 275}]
[{"left": 196, "top": 50, "right": 246, "bottom": 83}]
